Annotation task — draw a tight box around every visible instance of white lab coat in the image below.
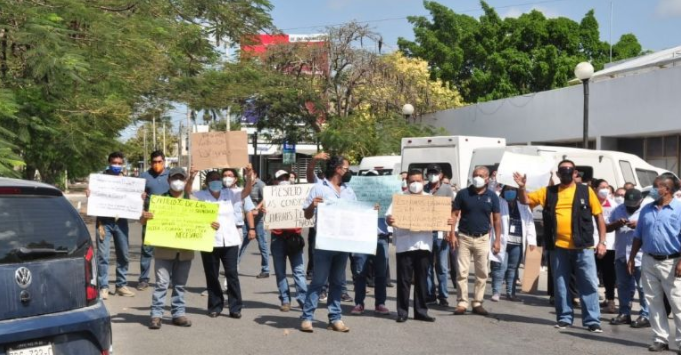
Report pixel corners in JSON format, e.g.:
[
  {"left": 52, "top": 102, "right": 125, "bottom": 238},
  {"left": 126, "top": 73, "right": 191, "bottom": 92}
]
[{"left": 490, "top": 199, "right": 537, "bottom": 263}]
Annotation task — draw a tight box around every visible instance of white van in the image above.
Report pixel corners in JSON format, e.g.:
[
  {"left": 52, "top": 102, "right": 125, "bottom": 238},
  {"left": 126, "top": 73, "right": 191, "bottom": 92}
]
[
  {"left": 468, "top": 145, "right": 667, "bottom": 189},
  {"left": 358, "top": 155, "right": 401, "bottom": 176},
  {"left": 401, "top": 136, "right": 506, "bottom": 188}
]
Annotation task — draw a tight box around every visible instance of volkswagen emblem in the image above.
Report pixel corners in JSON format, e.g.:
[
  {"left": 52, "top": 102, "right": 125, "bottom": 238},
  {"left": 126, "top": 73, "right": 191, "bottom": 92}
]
[{"left": 15, "top": 267, "right": 32, "bottom": 289}]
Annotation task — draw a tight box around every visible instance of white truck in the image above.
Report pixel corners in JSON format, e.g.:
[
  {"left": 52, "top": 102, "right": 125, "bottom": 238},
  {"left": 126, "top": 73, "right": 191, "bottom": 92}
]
[
  {"left": 358, "top": 155, "right": 402, "bottom": 176},
  {"left": 400, "top": 136, "right": 506, "bottom": 189}
]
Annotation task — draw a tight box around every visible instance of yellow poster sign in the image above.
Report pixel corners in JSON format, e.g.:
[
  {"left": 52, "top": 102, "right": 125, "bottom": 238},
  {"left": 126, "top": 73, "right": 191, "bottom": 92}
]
[{"left": 145, "top": 196, "right": 219, "bottom": 252}]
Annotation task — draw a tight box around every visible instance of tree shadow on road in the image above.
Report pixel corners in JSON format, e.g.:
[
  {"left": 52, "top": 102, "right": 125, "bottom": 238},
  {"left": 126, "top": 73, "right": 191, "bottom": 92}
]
[
  {"left": 110, "top": 312, "right": 150, "bottom": 327},
  {"left": 485, "top": 313, "right": 556, "bottom": 326},
  {"left": 253, "top": 315, "right": 326, "bottom": 330}
]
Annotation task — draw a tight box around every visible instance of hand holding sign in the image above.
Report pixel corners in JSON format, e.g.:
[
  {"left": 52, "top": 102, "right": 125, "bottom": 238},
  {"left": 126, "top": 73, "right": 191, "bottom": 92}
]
[{"left": 497, "top": 152, "right": 554, "bottom": 191}]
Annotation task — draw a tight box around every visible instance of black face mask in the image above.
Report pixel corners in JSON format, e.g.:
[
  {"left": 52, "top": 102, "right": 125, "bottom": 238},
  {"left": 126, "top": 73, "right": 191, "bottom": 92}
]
[
  {"left": 557, "top": 167, "right": 574, "bottom": 185},
  {"left": 342, "top": 171, "right": 352, "bottom": 183},
  {"left": 626, "top": 206, "right": 640, "bottom": 214}
]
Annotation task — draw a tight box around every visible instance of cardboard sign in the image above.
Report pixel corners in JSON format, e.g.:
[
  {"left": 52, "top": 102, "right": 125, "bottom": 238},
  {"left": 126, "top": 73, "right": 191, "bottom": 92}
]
[
  {"left": 316, "top": 201, "right": 378, "bottom": 254},
  {"left": 191, "top": 131, "right": 248, "bottom": 170},
  {"left": 521, "top": 246, "right": 543, "bottom": 293},
  {"left": 144, "top": 196, "right": 219, "bottom": 252},
  {"left": 496, "top": 152, "right": 554, "bottom": 192},
  {"left": 390, "top": 194, "right": 451, "bottom": 232},
  {"left": 86, "top": 174, "right": 145, "bottom": 220},
  {"left": 349, "top": 176, "right": 403, "bottom": 217},
  {"left": 263, "top": 184, "right": 316, "bottom": 230}
]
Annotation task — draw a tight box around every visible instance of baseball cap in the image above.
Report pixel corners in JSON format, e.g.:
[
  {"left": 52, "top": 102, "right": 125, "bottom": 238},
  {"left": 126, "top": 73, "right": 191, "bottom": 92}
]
[
  {"left": 365, "top": 170, "right": 379, "bottom": 176},
  {"left": 275, "top": 170, "right": 289, "bottom": 179},
  {"left": 624, "top": 188, "right": 642, "bottom": 208},
  {"left": 426, "top": 164, "right": 442, "bottom": 174},
  {"left": 168, "top": 167, "right": 187, "bottom": 179}
]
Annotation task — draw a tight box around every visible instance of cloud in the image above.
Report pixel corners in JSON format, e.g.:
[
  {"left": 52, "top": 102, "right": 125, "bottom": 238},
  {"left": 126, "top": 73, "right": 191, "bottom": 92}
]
[
  {"left": 501, "top": 6, "right": 560, "bottom": 19},
  {"left": 656, "top": 0, "right": 681, "bottom": 18}
]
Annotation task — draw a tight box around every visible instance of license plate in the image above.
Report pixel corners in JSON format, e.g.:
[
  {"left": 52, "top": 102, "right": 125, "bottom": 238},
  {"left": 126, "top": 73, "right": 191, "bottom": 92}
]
[{"left": 8, "top": 345, "right": 53, "bottom": 355}]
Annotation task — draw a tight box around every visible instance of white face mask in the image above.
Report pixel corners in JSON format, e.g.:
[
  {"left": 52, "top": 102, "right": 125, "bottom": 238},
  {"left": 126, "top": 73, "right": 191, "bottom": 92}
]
[
  {"left": 472, "top": 176, "right": 486, "bottom": 189},
  {"left": 170, "top": 180, "right": 185, "bottom": 192},
  {"left": 614, "top": 196, "right": 625, "bottom": 205},
  {"left": 429, "top": 174, "right": 440, "bottom": 184},
  {"left": 598, "top": 188, "right": 610, "bottom": 199},
  {"left": 401, "top": 179, "right": 408, "bottom": 188},
  {"left": 279, "top": 181, "right": 290, "bottom": 185},
  {"left": 409, "top": 181, "right": 423, "bottom": 194},
  {"left": 223, "top": 177, "right": 236, "bottom": 187}
]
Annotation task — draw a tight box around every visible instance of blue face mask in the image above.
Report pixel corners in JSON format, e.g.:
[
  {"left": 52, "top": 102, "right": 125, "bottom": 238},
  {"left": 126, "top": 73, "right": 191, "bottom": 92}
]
[
  {"left": 503, "top": 190, "right": 517, "bottom": 201},
  {"left": 208, "top": 181, "right": 223, "bottom": 192},
  {"left": 649, "top": 187, "right": 660, "bottom": 201},
  {"left": 109, "top": 165, "right": 123, "bottom": 175}
]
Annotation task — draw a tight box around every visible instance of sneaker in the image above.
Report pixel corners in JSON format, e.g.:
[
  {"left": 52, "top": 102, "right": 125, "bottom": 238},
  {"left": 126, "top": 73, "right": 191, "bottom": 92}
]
[
  {"left": 587, "top": 324, "right": 603, "bottom": 333},
  {"left": 610, "top": 314, "right": 632, "bottom": 325},
  {"left": 426, "top": 298, "right": 438, "bottom": 305},
  {"left": 375, "top": 305, "right": 390, "bottom": 315},
  {"left": 300, "top": 320, "right": 313, "bottom": 333},
  {"left": 137, "top": 281, "right": 150, "bottom": 291},
  {"left": 327, "top": 320, "right": 350, "bottom": 332},
  {"left": 386, "top": 282, "right": 395, "bottom": 288},
  {"left": 256, "top": 272, "right": 270, "bottom": 279},
  {"left": 318, "top": 292, "right": 328, "bottom": 303},
  {"left": 572, "top": 298, "right": 581, "bottom": 308},
  {"left": 341, "top": 293, "right": 353, "bottom": 302},
  {"left": 115, "top": 286, "right": 136, "bottom": 297},
  {"left": 280, "top": 303, "right": 291, "bottom": 312},
  {"left": 631, "top": 316, "right": 651, "bottom": 328},
  {"left": 438, "top": 299, "right": 450, "bottom": 307},
  {"left": 648, "top": 342, "right": 669, "bottom": 352},
  {"left": 201, "top": 290, "right": 208, "bottom": 296},
  {"left": 505, "top": 294, "right": 521, "bottom": 302},
  {"left": 351, "top": 305, "right": 365, "bottom": 315},
  {"left": 172, "top": 316, "right": 192, "bottom": 327},
  {"left": 100, "top": 289, "right": 108, "bottom": 300},
  {"left": 149, "top": 317, "right": 162, "bottom": 329},
  {"left": 554, "top": 321, "right": 571, "bottom": 329},
  {"left": 490, "top": 294, "right": 500, "bottom": 302}
]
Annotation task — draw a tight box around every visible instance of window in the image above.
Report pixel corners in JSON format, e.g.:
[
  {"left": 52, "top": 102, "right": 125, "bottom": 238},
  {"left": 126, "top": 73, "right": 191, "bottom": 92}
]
[
  {"left": 575, "top": 166, "right": 594, "bottom": 182},
  {"left": 636, "top": 169, "right": 658, "bottom": 188},
  {"left": 619, "top": 161, "right": 636, "bottom": 186},
  {"left": 407, "top": 163, "right": 453, "bottom": 180},
  {"left": 665, "top": 135, "right": 679, "bottom": 157},
  {"left": 646, "top": 137, "right": 664, "bottom": 157}
]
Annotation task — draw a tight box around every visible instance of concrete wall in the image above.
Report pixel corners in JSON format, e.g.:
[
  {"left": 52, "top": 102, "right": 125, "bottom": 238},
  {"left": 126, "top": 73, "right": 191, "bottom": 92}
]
[{"left": 421, "top": 64, "right": 681, "bottom": 147}]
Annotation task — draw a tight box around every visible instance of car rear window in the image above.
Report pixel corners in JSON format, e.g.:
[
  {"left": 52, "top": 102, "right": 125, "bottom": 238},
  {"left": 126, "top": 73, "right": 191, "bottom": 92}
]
[{"left": 0, "top": 195, "right": 90, "bottom": 264}]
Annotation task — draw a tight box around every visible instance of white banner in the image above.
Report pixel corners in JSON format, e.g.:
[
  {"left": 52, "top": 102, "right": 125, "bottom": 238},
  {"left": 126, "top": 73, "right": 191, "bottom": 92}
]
[
  {"left": 263, "top": 184, "right": 316, "bottom": 230},
  {"left": 496, "top": 152, "right": 554, "bottom": 192},
  {"left": 86, "top": 174, "right": 145, "bottom": 220},
  {"left": 316, "top": 201, "right": 378, "bottom": 255}
]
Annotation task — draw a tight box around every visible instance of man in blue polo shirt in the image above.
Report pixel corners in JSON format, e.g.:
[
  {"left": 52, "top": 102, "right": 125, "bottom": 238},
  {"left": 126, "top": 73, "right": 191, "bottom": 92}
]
[
  {"left": 629, "top": 173, "right": 681, "bottom": 353},
  {"left": 449, "top": 166, "right": 501, "bottom": 316},
  {"left": 137, "top": 150, "right": 170, "bottom": 291}
]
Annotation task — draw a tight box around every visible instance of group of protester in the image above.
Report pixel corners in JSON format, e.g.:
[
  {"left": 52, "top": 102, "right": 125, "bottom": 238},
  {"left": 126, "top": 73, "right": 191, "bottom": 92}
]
[{"left": 91, "top": 150, "right": 681, "bottom": 353}]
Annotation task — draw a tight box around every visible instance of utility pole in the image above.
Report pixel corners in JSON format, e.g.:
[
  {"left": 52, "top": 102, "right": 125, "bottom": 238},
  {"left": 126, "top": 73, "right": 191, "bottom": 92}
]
[
  {"left": 143, "top": 126, "right": 148, "bottom": 172},
  {"left": 162, "top": 121, "right": 166, "bottom": 158},
  {"left": 178, "top": 121, "right": 183, "bottom": 167},
  {"left": 226, "top": 106, "right": 231, "bottom": 132},
  {"left": 152, "top": 114, "right": 157, "bottom": 150}
]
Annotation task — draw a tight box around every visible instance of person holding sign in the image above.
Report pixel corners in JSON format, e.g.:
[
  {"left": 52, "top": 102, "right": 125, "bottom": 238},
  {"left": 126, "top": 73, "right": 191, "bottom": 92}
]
[
  {"left": 192, "top": 166, "right": 253, "bottom": 319},
  {"left": 86, "top": 151, "right": 136, "bottom": 299},
  {"left": 300, "top": 155, "right": 357, "bottom": 333},
  {"left": 386, "top": 169, "right": 438, "bottom": 323},
  {"left": 142, "top": 167, "right": 215, "bottom": 330},
  {"left": 268, "top": 170, "right": 308, "bottom": 312}
]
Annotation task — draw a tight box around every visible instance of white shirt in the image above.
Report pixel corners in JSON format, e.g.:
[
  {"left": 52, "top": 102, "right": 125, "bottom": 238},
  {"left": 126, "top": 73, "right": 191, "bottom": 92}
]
[
  {"left": 386, "top": 191, "right": 433, "bottom": 253},
  {"left": 194, "top": 189, "right": 241, "bottom": 247},
  {"left": 597, "top": 198, "right": 617, "bottom": 250}
]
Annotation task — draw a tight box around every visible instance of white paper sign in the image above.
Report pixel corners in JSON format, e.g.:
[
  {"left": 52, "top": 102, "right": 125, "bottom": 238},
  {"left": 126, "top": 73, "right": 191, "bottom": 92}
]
[
  {"left": 264, "top": 184, "right": 316, "bottom": 230},
  {"left": 316, "top": 201, "right": 378, "bottom": 255},
  {"left": 87, "top": 174, "right": 145, "bottom": 220},
  {"left": 496, "top": 152, "right": 554, "bottom": 192}
]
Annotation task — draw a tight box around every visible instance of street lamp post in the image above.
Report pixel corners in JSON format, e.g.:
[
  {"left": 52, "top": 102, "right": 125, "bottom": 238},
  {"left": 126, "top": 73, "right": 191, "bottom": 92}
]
[
  {"left": 402, "top": 103, "right": 414, "bottom": 121},
  {"left": 574, "top": 62, "right": 594, "bottom": 149}
]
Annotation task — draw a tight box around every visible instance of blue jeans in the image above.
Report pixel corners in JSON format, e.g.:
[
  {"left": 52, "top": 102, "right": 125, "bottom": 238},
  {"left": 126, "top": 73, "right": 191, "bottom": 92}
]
[
  {"left": 551, "top": 248, "right": 601, "bottom": 327},
  {"left": 151, "top": 257, "right": 192, "bottom": 318},
  {"left": 301, "top": 249, "right": 349, "bottom": 323},
  {"left": 139, "top": 225, "right": 154, "bottom": 283},
  {"left": 271, "top": 233, "right": 307, "bottom": 307},
  {"left": 96, "top": 219, "right": 130, "bottom": 288},
  {"left": 491, "top": 243, "right": 522, "bottom": 296},
  {"left": 239, "top": 216, "right": 269, "bottom": 273},
  {"left": 615, "top": 257, "right": 649, "bottom": 318},
  {"left": 427, "top": 234, "right": 449, "bottom": 301},
  {"left": 353, "top": 237, "right": 389, "bottom": 307}
]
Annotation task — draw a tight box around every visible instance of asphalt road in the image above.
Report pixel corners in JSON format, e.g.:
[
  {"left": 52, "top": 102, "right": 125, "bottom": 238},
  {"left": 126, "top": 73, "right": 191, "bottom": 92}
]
[{"left": 92, "top": 220, "right": 666, "bottom": 355}]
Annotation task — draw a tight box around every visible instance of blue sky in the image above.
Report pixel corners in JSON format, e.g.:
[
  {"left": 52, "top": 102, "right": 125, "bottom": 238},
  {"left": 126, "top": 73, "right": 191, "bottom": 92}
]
[{"left": 269, "top": 0, "right": 681, "bottom": 52}]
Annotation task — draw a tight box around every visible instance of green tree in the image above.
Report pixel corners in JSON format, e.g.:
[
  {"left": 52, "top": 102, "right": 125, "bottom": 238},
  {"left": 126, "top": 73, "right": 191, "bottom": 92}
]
[{"left": 399, "top": 1, "right": 645, "bottom": 103}]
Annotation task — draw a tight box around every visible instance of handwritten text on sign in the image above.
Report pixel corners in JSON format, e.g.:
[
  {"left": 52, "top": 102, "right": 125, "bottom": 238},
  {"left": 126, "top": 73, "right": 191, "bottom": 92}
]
[
  {"left": 264, "top": 184, "right": 315, "bottom": 229},
  {"left": 191, "top": 131, "right": 249, "bottom": 171},
  {"left": 349, "top": 176, "right": 402, "bottom": 217},
  {"left": 316, "top": 201, "right": 378, "bottom": 255},
  {"left": 86, "top": 174, "right": 145, "bottom": 220},
  {"left": 391, "top": 194, "right": 451, "bottom": 232},
  {"left": 145, "top": 196, "right": 219, "bottom": 252}
]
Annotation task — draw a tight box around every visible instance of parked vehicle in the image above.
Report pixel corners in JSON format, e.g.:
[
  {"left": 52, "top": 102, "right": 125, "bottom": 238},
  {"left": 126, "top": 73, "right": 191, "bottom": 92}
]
[
  {"left": 401, "top": 136, "right": 506, "bottom": 188},
  {"left": 358, "top": 155, "right": 402, "bottom": 176},
  {"left": 0, "top": 178, "right": 112, "bottom": 355}
]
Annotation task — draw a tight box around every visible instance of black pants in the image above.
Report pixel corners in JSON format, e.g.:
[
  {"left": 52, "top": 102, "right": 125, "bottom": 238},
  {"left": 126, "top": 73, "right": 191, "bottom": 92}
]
[
  {"left": 306, "top": 228, "right": 316, "bottom": 275},
  {"left": 396, "top": 250, "right": 430, "bottom": 319},
  {"left": 596, "top": 250, "right": 616, "bottom": 300},
  {"left": 201, "top": 246, "right": 242, "bottom": 314}
]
